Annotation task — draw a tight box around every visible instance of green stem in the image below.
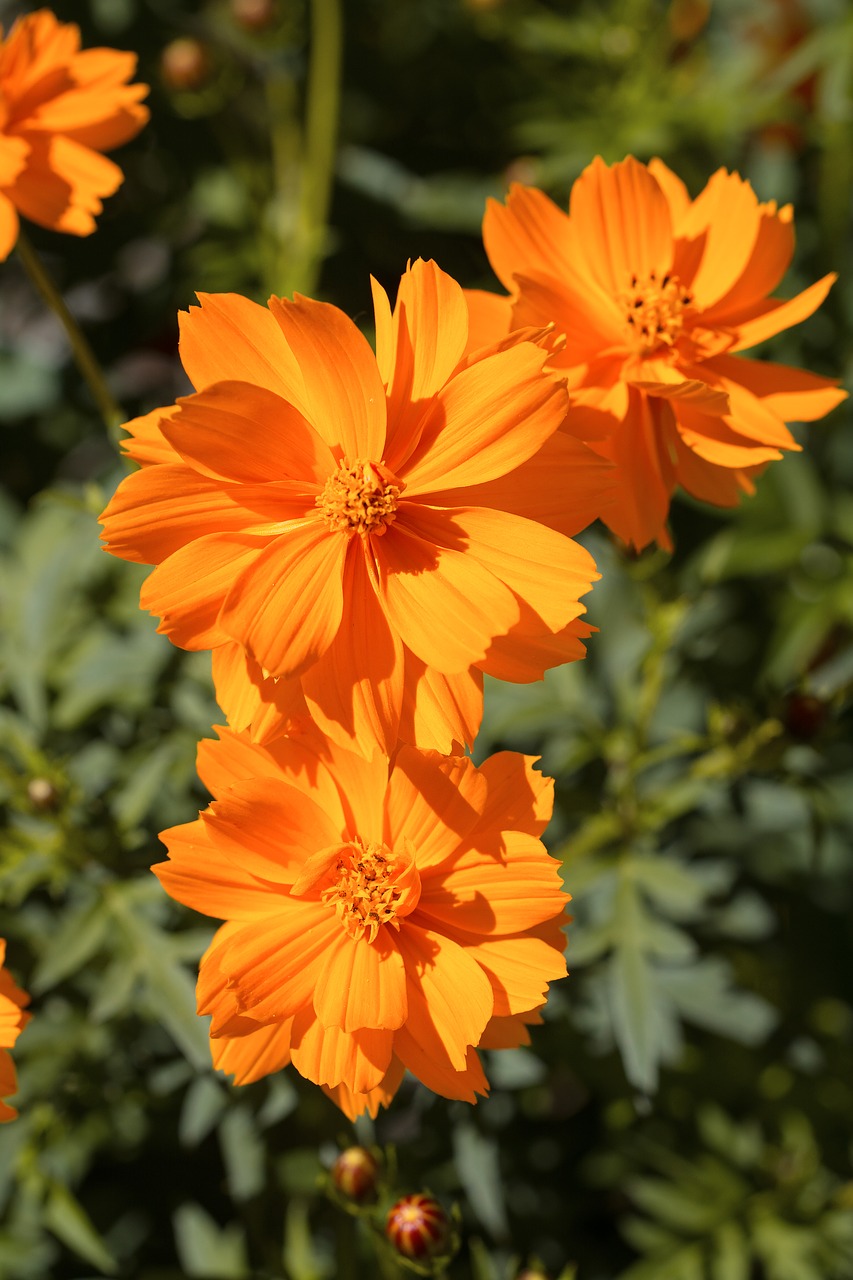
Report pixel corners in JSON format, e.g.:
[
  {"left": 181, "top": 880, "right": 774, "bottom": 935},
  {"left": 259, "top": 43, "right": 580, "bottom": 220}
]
[
  {"left": 16, "top": 231, "right": 124, "bottom": 441},
  {"left": 299, "top": 0, "right": 343, "bottom": 293}
]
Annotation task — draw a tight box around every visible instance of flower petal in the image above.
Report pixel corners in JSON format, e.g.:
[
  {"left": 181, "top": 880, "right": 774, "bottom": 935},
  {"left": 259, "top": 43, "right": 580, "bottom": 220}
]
[
  {"left": 474, "top": 752, "right": 554, "bottom": 839},
  {"left": 397, "top": 655, "right": 484, "bottom": 754},
  {"left": 313, "top": 930, "right": 407, "bottom": 1032},
  {"left": 291, "top": 1005, "right": 394, "bottom": 1092},
  {"left": 702, "top": 354, "right": 847, "bottom": 423},
  {"left": 567, "top": 155, "right": 674, "bottom": 298},
  {"left": 323, "top": 1056, "right": 406, "bottom": 1120},
  {"left": 140, "top": 532, "right": 268, "bottom": 650},
  {"left": 375, "top": 508, "right": 519, "bottom": 673},
  {"left": 460, "top": 935, "right": 567, "bottom": 1017},
  {"left": 164, "top": 381, "right": 336, "bottom": 485},
  {"left": 384, "top": 746, "right": 487, "bottom": 871},
  {"left": 219, "top": 520, "right": 347, "bottom": 678},
  {"left": 211, "top": 1018, "right": 294, "bottom": 1084},
  {"left": 396, "top": 924, "right": 494, "bottom": 1070},
  {"left": 676, "top": 169, "right": 762, "bottom": 310},
  {"left": 201, "top": 775, "right": 344, "bottom": 883},
  {"left": 417, "top": 831, "right": 567, "bottom": 936},
  {"left": 0, "top": 192, "right": 20, "bottom": 262},
  {"left": 154, "top": 819, "right": 283, "bottom": 919},
  {"left": 205, "top": 903, "right": 339, "bottom": 1022},
  {"left": 301, "top": 545, "right": 404, "bottom": 757},
  {"left": 269, "top": 294, "right": 387, "bottom": 460},
  {"left": 179, "top": 292, "right": 307, "bottom": 401},
  {"left": 727, "top": 273, "right": 837, "bottom": 351},
  {"left": 400, "top": 341, "right": 567, "bottom": 494}
]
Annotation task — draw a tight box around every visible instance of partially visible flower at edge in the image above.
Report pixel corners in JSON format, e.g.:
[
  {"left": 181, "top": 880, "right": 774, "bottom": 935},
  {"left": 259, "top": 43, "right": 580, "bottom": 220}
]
[
  {"left": 100, "top": 258, "right": 613, "bottom": 757},
  {"left": 152, "top": 724, "right": 570, "bottom": 1120},
  {"left": 467, "top": 155, "right": 846, "bottom": 551},
  {"left": 0, "top": 9, "right": 149, "bottom": 260},
  {"left": 0, "top": 938, "right": 30, "bottom": 1122}
]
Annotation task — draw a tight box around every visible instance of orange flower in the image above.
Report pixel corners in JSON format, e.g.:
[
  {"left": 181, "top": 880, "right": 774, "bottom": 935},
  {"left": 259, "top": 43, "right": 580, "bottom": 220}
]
[
  {"left": 153, "top": 726, "right": 569, "bottom": 1119},
  {"left": 101, "top": 259, "right": 611, "bottom": 755},
  {"left": 0, "top": 9, "right": 149, "bottom": 260},
  {"left": 0, "top": 939, "right": 30, "bottom": 1123},
  {"left": 472, "top": 156, "right": 846, "bottom": 550}
]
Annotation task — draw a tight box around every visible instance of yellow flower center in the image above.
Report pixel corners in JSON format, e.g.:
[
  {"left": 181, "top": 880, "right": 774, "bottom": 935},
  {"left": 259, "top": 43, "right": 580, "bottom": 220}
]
[
  {"left": 322, "top": 840, "right": 418, "bottom": 943},
  {"left": 621, "top": 270, "right": 693, "bottom": 355},
  {"left": 316, "top": 458, "right": 402, "bottom": 536}
]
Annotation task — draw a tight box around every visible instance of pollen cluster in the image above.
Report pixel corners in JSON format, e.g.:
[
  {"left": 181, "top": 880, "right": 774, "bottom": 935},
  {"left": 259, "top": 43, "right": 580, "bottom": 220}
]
[
  {"left": 323, "top": 841, "right": 406, "bottom": 942},
  {"left": 316, "top": 458, "right": 402, "bottom": 535},
  {"left": 621, "top": 269, "right": 693, "bottom": 355}
]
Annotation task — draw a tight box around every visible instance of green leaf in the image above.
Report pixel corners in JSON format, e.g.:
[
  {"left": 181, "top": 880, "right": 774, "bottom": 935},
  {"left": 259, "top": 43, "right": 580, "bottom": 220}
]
[
  {"left": 173, "top": 1203, "right": 249, "bottom": 1279},
  {"left": 219, "top": 1106, "right": 265, "bottom": 1202},
  {"left": 44, "top": 1182, "right": 119, "bottom": 1275},
  {"left": 31, "top": 897, "right": 110, "bottom": 993},
  {"left": 454, "top": 1122, "right": 508, "bottom": 1241},
  {"left": 179, "top": 1077, "right": 228, "bottom": 1148}
]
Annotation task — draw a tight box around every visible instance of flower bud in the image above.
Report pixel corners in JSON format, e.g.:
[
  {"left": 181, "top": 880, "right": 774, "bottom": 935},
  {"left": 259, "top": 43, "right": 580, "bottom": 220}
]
[
  {"left": 331, "top": 1146, "right": 380, "bottom": 1203},
  {"left": 386, "top": 1193, "right": 450, "bottom": 1260},
  {"left": 160, "top": 38, "right": 211, "bottom": 92},
  {"left": 27, "top": 777, "right": 59, "bottom": 810},
  {"left": 231, "top": 0, "right": 279, "bottom": 32}
]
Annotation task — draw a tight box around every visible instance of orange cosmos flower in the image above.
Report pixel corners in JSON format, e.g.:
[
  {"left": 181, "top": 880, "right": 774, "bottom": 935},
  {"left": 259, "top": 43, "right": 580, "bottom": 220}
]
[
  {"left": 0, "top": 9, "right": 149, "bottom": 260},
  {"left": 153, "top": 725, "right": 569, "bottom": 1119},
  {"left": 0, "top": 939, "right": 30, "bottom": 1122},
  {"left": 101, "top": 259, "right": 611, "bottom": 755},
  {"left": 471, "top": 156, "right": 846, "bottom": 551}
]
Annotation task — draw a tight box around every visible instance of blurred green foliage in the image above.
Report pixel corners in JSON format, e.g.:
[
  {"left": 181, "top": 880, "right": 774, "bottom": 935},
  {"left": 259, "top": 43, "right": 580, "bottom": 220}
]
[{"left": 1, "top": 0, "right": 852, "bottom": 1276}]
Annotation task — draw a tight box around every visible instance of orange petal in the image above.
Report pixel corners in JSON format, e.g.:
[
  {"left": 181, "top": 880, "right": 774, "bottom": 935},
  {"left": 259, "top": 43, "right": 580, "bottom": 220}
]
[
  {"left": 567, "top": 156, "right": 674, "bottom": 299},
  {"left": 399, "top": 341, "right": 567, "bottom": 494},
  {"left": 459, "top": 935, "right": 566, "bottom": 1017},
  {"left": 291, "top": 1005, "right": 394, "bottom": 1092},
  {"left": 179, "top": 292, "right": 307, "bottom": 400},
  {"left": 154, "top": 818, "right": 283, "bottom": 919},
  {"left": 696, "top": 373, "right": 799, "bottom": 450},
  {"left": 313, "top": 930, "right": 407, "bottom": 1032},
  {"left": 99, "top": 463, "right": 290, "bottom": 566},
  {"left": 164, "top": 381, "right": 335, "bottom": 485},
  {"left": 0, "top": 191, "right": 19, "bottom": 261},
  {"left": 701, "top": 201, "right": 795, "bottom": 321},
  {"left": 647, "top": 157, "right": 691, "bottom": 226},
  {"left": 7, "top": 133, "right": 123, "bottom": 235},
  {"left": 375, "top": 512, "right": 519, "bottom": 673},
  {"left": 269, "top": 294, "right": 386, "bottom": 461},
  {"left": 673, "top": 407, "right": 785, "bottom": 468},
  {"left": 511, "top": 268, "right": 625, "bottom": 363},
  {"left": 384, "top": 746, "right": 487, "bottom": 871},
  {"left": 211, "top": 1017, "right": 294, "bottom": 1084},
  {"left": 427, "top": 430, "right": 616, "bottom": 540},
  {"left": 301, "top": 546, "right": 404, "bottom": 756},
  {"left": 669, "top": 426, "right": 751, "bottom": 507},
  {"left": 483, "top": 181, "right": 575, "bottom": 289},
  {"left": 204, "top": 903, "right": 338, "bottom": 1022},
  {"left": 703, "top": 354, "right": 846, "bottom": 423},
  {"left": 379, "top": 260, "right": 469, "bottom": 467},
  {"left": 594, "top": 390, "right": 676, "bottom": 552},
  {"left": 211, "top": 642, "right": 304, "bottom": 736},
  {"left": 474, "top": 751, "right": 554, "bottom": 839},
  {"left": 479, "top": 613, "right": 592, "bottom": 683},
  {"left": 418, "top": 830, "right": 567, "bottom": 936},
  {"left": 119, "top": 406, "right": 181, "bottom": 467},
  {"left": 140, "top": 532, "right": 267, "bottom": 650},
  {"left": 676, "top": 169, "right": 762, "bottom": 310},
  {"left": 219, "top": 520, "right": 347, "bottom": 678},
  {"left": 462, "top": 287, "right": 514, "bottom": 355},
  {"left": 727, "top": 273, "right": 836, "bottom": 351},
  {"left": 396, "top": 924, "right": 494, "bottom": 1070},
  {"left": 0, "top": 133, "right": 28, "bottom": 188},
  {"left": 202, "top": 775, "right": 344, "bottom": 883},
  {"left": 323, "top": 1056, "right": 405, "bottom": 1120},
  {"left": 398, "top": 655, "right": 484, "bottom": 754},
  {"left": 437, "top": 506, "right": 598, "bottom": 631},
  {"left": 394, "top": 1033, "right": 488, "bottom": 1103}
]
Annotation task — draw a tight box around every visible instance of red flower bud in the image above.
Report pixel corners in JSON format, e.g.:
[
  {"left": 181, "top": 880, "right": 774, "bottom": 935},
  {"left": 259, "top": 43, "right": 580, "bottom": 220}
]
[
  {"left": 160, "top": 38, "right": 211, "bottom": 91},
  {"left": 331, "top": 1146, "right": 380, "bottom": 1203},
  {"left": 386, "top": 1194, "right": 450, "bottom": 1260},
  {"left": 231, "top": 0, "right": 279, "bottom": 32}
]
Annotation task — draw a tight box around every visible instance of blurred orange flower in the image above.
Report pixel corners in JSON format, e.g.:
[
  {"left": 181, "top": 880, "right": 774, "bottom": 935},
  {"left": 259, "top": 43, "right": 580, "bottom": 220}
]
[
  {"left": 471, "top": 156, "right": 845, "bottom": 550},
  {"left": 153, "top": 726, "right": 569, "bottom": 1119},
  {"left": 101, "top": 259, "right": 610, "bottom": 755},
  {"left": 0, "top": 939, "right": 30, "bottom": 1123},
  {"left": 0, "top": 9, "right": 149, "bottom": 260}
]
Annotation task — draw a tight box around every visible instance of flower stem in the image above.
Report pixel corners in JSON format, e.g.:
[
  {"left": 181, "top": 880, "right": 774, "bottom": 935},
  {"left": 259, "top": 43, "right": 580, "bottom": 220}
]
[
  {"left": 299, "top": 0, "right": 342, "bottom": 294},
  {"left": 16, "top": 230, "right": 124, "bottom": 441}
]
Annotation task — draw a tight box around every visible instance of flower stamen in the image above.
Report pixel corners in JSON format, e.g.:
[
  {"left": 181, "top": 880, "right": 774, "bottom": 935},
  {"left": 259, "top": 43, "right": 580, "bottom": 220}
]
[
  {"left": 322, "top": 840, "right": 415, "bottom": 942},
  {"left": 316, "top": 458, "right": 402, "bottom": 536},
  {"left": 621, "top": 269, "right": 693, "bottom": 355}
]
